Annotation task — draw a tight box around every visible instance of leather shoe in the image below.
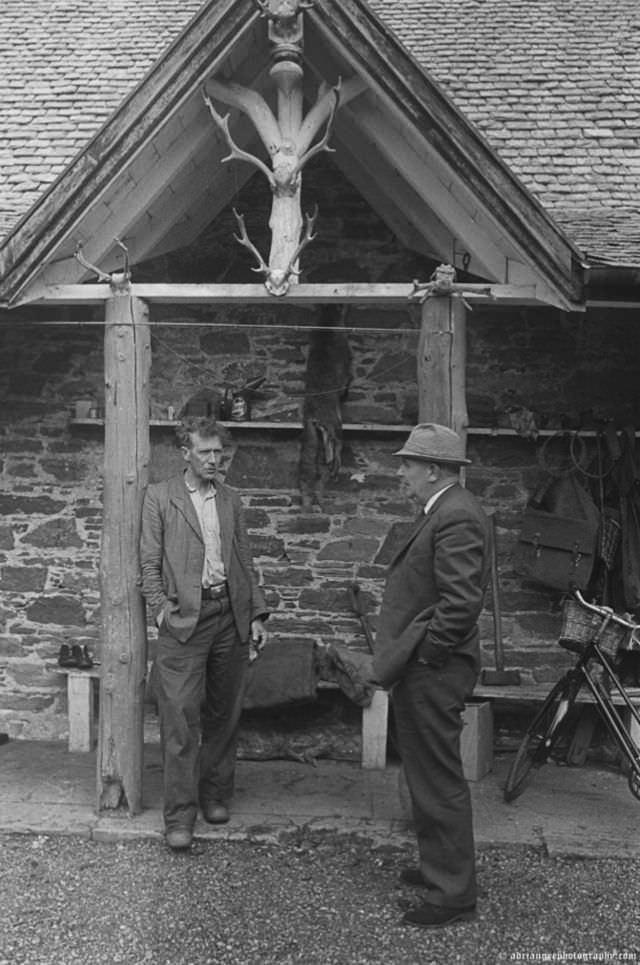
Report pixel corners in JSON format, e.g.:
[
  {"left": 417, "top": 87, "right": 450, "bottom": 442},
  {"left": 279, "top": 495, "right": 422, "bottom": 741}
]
[
  {"left": 201, "top": 801, "right": 229, "bottom": 824},
  {"left": 58, "top": 643, "right": 76, "bottom": 668},
  {"left": 399, "top": 867, "right": 426, "bottom": 887},
  {"left": 402, "top": 901, "right": 476, "bottom": 929},
  {"left": 74, "top": 645, "right": 94, "bottom": 669},
  {"left": 166, "top": 827, "right": 193, "bottom": 850}
]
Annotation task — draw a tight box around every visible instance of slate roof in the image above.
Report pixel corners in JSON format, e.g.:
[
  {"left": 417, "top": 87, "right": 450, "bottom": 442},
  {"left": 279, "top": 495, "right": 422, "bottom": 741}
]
[
  {"left": 369, "top": 0, "right": 640, "bottom": 267},
  {"left": 1, "top": 0, "right": 639, "bottom": 266}
]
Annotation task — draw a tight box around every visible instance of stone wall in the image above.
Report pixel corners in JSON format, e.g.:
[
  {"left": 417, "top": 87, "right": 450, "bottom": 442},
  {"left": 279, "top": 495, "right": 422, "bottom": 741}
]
[
  {"left": 2, "top": 297, "right": 640, "bottom": 740},
  {"left": 2, "top": 160, "right": 640, "bottom": 740}
]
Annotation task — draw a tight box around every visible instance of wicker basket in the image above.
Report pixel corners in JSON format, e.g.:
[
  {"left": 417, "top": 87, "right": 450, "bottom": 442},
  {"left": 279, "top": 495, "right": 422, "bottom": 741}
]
[{"left": 558, "top": 597, "right": 631, "bottom": 657}]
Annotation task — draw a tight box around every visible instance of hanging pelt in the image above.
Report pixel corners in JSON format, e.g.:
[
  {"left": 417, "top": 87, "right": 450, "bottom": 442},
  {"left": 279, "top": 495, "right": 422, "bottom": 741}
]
[{"left": 299, "top": 304, "right": 352, "bottom": 511}]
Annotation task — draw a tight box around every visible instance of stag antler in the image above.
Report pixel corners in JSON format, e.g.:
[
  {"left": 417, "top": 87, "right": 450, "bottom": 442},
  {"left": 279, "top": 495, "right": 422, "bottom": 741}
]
[
  {"left": 232, "top": 206, "right": 318, "bottom": 296},
  {"left": 74, "top": 243, "right": 113, "bottom": 283},
  {"left": 74, "top": 240, "right": 131, "bottom": 290},
  {"left": 232, "top": 209, "right": 270, "bottom": 277},
  {"left": 283, "top": 205, "right": 318, "bottom": 280},
  {"left": 203, "top": 7, "right": 356, "bottom": 295},
  {"left": 293, "top": 82, "right": 340, "bottom": 178},
  {"left": 203, "top": 88, "right": 275, "bottom": 186}
]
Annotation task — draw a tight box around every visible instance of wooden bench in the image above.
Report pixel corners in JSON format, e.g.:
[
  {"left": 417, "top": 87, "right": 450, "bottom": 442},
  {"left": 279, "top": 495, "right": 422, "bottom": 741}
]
[
  {"left": 56, "top": 669, "right": 639, "bottom": 775},
  {"left": 472, "top": 682, "right": 640, "bottom": 765},
  {"left": 54, "top": 666, "right": 391, "bottom": 768}
]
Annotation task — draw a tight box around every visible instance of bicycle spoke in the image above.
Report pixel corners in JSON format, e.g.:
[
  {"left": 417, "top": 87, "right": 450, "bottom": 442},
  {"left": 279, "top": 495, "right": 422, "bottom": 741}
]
[{"left": 504, "top": 674, "right": 581, "bottom": 803}]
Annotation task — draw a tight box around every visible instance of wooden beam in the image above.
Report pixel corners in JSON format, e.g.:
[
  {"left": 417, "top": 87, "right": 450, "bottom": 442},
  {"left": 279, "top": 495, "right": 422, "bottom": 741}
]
[
  {"left": 97, "top": 292, "right": 150, "bottom": 816},
  {"left": 332, "top": 120, "right": 453, "bottom": 262},
  {"left": 418, "top": 289, "right": 468, "bottom": 445},
  {"left": 20, "top": 281, "right": 542, "bottom": 307},
  {"left": 307, "top": 2, "right": 584, "bottom": 304},
  {"left": 0, "top": 0, "right": 262, "bottom": 305}
]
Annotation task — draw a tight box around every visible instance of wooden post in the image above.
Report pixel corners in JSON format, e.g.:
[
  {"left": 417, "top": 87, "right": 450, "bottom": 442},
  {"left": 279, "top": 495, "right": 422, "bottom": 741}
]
[
  {"left": 417, "top": 284, "right": 468, "bottom": 446},
  {"left": 97, "top": 291, "right": 150, "bottom": 815}
]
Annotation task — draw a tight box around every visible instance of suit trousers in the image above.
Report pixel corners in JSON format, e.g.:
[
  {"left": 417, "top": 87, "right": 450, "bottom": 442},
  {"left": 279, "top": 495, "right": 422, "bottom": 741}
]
[
  {"left": 392, "top": 654, "right": 478, "bottom": 908},
  {"left": 153, "top": 597, "right": 248, "bottom": 830}
]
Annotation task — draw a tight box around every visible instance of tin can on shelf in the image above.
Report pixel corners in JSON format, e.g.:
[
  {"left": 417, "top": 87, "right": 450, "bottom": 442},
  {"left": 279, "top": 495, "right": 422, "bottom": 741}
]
[{"left": 231, "top": 394, "right": 248, "bottom": 421}]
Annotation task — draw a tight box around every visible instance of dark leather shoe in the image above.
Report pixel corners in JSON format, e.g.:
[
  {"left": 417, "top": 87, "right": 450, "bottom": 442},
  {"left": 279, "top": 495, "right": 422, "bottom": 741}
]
[
  {"left": 201, "top": 801, "right": 229, "bottom": 824},
  {"left": 58, "top": 644, "right": 76, "bottom": 668},
  {"left": 166, "top": 827, "right": 193, "bottom": 850},
  {"left": 399, "top": 867, "right": 426, "bottom": 887},
  {"left": 402, "top": 902, "right": 476, "bottom": 929},
  {"left": 75, "top": 645, "right": 94, "bottom": 669}
]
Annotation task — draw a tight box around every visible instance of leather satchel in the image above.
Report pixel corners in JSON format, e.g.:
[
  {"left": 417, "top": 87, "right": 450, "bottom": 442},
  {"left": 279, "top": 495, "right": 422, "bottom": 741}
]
[{"left": 514, "top": 506, "right": 598, "bottom": 591}]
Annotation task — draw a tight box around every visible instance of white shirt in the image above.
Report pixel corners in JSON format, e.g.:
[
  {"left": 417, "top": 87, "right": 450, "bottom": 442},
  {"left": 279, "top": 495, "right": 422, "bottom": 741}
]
[
  {"left": 423, "top": 483, "right": 456, "bottom": 516},
  {"left": 185, "top": 480, "right": 226, "bottom": 588}
]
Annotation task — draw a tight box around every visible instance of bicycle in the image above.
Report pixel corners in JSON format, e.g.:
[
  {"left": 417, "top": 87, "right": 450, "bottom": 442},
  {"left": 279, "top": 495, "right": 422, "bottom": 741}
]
[{"left": 503, "top": 590, "right": 640, "bottom": 803}]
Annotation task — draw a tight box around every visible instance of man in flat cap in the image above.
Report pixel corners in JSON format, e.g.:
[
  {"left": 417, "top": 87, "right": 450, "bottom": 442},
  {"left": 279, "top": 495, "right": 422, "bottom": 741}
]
[{"left": 373, "top": 423, "right": 490, "bottom": 929}]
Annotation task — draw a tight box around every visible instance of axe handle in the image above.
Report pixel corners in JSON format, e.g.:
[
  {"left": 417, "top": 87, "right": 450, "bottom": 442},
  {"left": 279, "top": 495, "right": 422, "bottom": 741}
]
[{"left": 349, "top": 582, "right": 375, "bottom": 654}]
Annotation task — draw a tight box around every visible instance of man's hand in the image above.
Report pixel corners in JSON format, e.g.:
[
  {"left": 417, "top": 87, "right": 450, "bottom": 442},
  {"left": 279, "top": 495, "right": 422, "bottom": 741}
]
[{"left": 249, "top": 619, "right": 268, "bottom": 663}]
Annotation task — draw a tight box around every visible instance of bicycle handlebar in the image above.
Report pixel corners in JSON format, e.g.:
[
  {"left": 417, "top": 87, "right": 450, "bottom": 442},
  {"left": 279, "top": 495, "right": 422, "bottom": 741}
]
[{"left": 572, "top": 589, "right": 640, "bottom": 631}]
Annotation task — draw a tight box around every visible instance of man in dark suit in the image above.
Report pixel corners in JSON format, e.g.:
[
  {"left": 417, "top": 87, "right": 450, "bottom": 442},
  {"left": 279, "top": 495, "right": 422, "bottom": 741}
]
[
  {"left": 373, "top": 423, "right": 490, "bottom": 929},
  {"left": 140, "top": 416, "right": 268, "bottom": 850}
]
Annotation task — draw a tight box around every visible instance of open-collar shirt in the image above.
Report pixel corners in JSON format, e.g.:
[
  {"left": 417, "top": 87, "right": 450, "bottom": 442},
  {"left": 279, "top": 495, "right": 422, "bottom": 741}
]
[{"left": 185, "top": 477, "right": 226, "bottom": 588}]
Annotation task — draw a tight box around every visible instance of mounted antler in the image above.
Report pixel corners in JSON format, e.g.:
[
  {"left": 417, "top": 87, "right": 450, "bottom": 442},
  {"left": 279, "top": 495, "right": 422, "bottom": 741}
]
[
  {"left": 203, "top": 1, "right": 365, "bottom": 297},
  {"left": 74, "top": 239, "right": 131, "bottom": 290},
  {"left": 280, "top": 204, "right": 318, "bottom": 284},
  {"left": 204, "top": 70, "right": 340, "bottom": 295},
  {"left": 232, "top": 209, "right": 270, "bottom": 277},
  {"left": 232, "top": 206, "right": 317, "bottom": 296},
  {"left": 202, "top": 87, "right": 276, "bottom": 187},
  {"left": 409, "top": 265, "right": 493, "bottom": 309}
]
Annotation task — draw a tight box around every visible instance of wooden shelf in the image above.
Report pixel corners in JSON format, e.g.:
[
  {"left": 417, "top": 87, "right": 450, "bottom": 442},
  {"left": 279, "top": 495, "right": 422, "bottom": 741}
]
[{"left": 69, "top": 418, "right": 604, "bottom": 438}]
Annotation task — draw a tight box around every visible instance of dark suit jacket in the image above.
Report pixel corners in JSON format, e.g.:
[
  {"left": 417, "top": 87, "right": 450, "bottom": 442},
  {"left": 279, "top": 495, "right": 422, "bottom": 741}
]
[
  {"left": 139, "top": 472, "right": 268, "bottom": 644},
  {"left": 373, "top": 484, "right": 490, "bottom": 689}
]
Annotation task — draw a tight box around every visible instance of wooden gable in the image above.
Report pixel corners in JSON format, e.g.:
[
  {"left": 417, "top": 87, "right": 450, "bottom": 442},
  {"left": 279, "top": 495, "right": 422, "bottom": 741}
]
[{"left": 0, "top": 0, "right": 584, "bottom": 309}]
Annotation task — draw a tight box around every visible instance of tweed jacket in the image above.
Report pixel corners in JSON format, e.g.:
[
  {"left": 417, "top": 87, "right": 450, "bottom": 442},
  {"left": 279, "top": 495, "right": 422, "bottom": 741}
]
[
  {"left": 139, "top": 472, "right": 268, "bottom": 644},
  {"left": 373, "top": 484, "right": 490, "bottom": 689}
]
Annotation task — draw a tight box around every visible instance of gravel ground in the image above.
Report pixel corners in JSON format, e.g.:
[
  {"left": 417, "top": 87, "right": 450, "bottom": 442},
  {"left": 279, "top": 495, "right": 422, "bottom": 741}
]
[{"left": 1, "top": 829, "right": 638, "bottom": 965}]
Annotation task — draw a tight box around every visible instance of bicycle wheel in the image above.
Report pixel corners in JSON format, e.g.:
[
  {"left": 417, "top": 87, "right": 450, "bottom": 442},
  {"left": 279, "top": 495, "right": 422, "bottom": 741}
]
[
  {"left": 504, "top": 673, "right": 582, "bottom": 803},
  {"left": 629, "top": 768, "right": 640, "bottom": 801}
]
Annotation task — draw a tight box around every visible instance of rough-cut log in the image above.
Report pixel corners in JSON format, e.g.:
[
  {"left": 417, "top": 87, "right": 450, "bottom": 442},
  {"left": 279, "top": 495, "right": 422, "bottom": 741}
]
[
  {"left": 417, "top": 266, "right": 468, "bottom": 448},
  {"left": 98, "top": 292, "right": 150, "bottom": 814},
  {"left": 299, "top": 305, "right": 352, "bottom": 510}
]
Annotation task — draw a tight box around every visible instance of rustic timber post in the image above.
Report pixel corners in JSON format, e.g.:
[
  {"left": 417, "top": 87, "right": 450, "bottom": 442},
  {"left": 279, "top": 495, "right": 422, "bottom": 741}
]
[
  {"left": 415, "top": 265, "right": 469, "bottom": 449},
  {"left": 97, "top": 290, "right": 150, "bottom": 815}
]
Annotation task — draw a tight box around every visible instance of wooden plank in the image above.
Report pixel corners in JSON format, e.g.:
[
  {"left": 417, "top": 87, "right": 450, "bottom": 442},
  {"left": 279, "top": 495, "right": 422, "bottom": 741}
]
[
  {"left": 97, "top": 293, "right": 150, "bottom": 815},
  {"left": 461, "top": 702, "right": 494, "bottom": 781},
  {"left": 332, "top": 114, "right": 453, "bottom": 262},
  {"left": 66, "top": 419, "right": 615, "bottom": 439},
  {"left": 67, "top": 673, "right": 96, "bottom": 753},
  {"left": 418, "top": 291, "right": 468, "bottom": 442},
  {"left": 361, "top": 688, "right": 389, "bottom": 769},
  {"left": 473, "top": 683, "right": 640, "bottom": 705},
  {"left": 23, "top": 281, "right": 540, "bottom": 307}
]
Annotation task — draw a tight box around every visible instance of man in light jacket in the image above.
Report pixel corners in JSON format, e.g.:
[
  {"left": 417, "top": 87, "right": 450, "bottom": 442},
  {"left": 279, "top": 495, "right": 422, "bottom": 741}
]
[
  {"left": 374, "top": 423, "right": 490, "bottom": 929},
  {"left": 140, "top": 416, "right": 268, "bottom": 850}
]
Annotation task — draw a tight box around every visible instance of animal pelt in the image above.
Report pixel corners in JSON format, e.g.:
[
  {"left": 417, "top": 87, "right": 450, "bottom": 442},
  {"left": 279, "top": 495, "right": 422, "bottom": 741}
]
[{"left": 299, "top": 305, "right": 352, "bottom": 511}]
